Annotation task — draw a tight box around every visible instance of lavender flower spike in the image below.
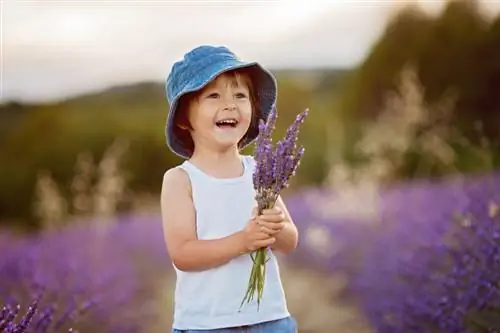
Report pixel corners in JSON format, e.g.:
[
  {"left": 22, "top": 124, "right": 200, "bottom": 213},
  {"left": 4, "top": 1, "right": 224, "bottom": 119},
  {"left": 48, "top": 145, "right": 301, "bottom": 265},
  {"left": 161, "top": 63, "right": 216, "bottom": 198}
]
[{"left": 240, "top": 107, "right": 309, "bottom": 311}]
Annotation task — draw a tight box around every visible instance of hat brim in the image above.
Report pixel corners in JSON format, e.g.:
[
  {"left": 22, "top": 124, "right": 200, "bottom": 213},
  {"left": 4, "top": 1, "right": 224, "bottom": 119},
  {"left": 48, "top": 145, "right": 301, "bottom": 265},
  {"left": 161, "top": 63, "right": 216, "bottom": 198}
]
[{"left": 165, "top": 59, "right": 277, "bottom": 159}]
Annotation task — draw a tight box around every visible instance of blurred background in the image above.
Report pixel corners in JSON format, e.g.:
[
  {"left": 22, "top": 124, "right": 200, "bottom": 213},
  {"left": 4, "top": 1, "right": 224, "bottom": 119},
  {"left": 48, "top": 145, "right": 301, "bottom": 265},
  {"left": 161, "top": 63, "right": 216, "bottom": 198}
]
[{"left": 1, "top": 0, "right": 500, "bottom": 332}]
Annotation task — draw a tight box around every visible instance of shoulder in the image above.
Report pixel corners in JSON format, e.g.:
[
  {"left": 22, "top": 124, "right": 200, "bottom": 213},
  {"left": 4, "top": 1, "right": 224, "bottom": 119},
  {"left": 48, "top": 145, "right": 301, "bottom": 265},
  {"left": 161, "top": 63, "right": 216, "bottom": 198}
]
[{"left": 161, "top": 165, "right": 192, "bottom": 196}]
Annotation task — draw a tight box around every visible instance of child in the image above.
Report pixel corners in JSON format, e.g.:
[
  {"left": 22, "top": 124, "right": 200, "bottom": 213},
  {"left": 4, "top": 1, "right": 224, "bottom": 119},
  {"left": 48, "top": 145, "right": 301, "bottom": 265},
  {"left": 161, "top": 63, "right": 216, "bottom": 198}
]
[{"left": 161, "top": 45, "right": 299, "bottom": 332}]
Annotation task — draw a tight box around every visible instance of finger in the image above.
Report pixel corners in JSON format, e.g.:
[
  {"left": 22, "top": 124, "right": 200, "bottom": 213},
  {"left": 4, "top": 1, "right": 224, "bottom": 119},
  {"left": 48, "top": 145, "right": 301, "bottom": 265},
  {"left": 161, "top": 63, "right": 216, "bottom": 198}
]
[
  {"left": 255, "top": 237, "right": 276, "bottom": 248},
  {"left": 257, "top": 221, "right": 285, "bottom": 231},
  {"left": 258, "top": 214, "right": 284, "bottom": 223},
  {"left": 250, "top": 218, "right": 263, "bottom": 230},
  {"left": 259, "top": 225, "right": 279, "bottom": 235},
  {"left": 262, "top": 207, "right": 282, "bottom": 215},
  {"left": 256, "top": 220, "right": 277, "bottom": 230},
  {"left": 255, "top": 231, "right": 273, "bottom": 240}
]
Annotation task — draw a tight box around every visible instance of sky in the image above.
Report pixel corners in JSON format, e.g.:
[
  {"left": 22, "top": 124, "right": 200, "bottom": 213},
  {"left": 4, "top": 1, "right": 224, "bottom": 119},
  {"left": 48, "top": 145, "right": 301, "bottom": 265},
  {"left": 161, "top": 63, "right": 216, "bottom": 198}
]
[{"left": 2, "top": 0, "right": 500, "bottom": 103}]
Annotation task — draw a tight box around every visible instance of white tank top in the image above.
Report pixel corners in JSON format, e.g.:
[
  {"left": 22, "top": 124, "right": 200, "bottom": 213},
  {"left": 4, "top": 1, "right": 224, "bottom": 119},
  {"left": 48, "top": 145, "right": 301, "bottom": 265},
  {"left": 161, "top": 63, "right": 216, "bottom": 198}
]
[{"left": 172, "top": 155, "right": 290, "bottom": 330}]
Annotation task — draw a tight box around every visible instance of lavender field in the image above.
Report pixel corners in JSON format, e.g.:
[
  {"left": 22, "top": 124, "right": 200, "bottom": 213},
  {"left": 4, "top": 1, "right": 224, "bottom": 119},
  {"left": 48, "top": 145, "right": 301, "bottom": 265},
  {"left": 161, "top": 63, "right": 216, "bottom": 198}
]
[
  {"left": 3, "top": 1, "right": 500, "bottom": 332},
  {"left": 1, "top": 170, "right": 499, "bottom": 333}
]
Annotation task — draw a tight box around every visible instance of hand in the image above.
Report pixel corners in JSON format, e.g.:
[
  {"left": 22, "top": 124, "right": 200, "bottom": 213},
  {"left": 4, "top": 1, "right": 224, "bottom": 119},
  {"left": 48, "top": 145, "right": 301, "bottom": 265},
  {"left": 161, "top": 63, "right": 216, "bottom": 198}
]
[
  {"left": 240, "top": 208, "right": 276, "bottom": 253},
  {"left": 256, "top": 206, "right": 286, "bottom": 235}
]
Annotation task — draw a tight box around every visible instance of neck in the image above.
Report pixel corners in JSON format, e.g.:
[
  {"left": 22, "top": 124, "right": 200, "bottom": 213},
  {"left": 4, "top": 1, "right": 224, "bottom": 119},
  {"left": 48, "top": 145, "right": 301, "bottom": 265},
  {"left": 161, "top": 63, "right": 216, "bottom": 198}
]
[{"left": 189, "top": 145, "right": 244, "bottom": 178}]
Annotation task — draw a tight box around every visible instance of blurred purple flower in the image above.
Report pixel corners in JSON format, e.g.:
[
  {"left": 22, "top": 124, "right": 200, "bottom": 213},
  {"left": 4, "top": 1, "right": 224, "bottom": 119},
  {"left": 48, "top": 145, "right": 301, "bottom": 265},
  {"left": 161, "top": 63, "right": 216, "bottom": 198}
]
[
  {"left": 0, "top": 212, "right": 170, "bottom": 332},
  {"left": 284, "top": 172, "right": 500, "bottom": 333}
]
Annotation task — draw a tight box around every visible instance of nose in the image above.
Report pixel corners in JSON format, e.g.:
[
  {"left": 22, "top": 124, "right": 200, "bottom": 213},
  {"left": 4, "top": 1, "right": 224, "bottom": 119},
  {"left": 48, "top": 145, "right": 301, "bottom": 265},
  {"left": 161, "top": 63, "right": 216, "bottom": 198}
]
[
  {"left": 223, "top": 103, "right": 237, "bottom": 111},
  {"left": 222, "top": 97, "right": 237, "bottom": 111},
  {"left": 221, "top": 90, "right": 237, "bottom": 111}
]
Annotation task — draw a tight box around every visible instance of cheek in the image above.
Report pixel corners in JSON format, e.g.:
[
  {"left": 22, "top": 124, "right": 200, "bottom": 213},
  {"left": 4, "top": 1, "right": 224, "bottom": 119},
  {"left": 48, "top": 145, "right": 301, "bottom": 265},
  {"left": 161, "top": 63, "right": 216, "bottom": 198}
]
[
  {"left": 238, "top": 102, "right": 253, "bottom": 125},
  {"left": 189, "top": 106, "right": 215, "bottom": 130}
]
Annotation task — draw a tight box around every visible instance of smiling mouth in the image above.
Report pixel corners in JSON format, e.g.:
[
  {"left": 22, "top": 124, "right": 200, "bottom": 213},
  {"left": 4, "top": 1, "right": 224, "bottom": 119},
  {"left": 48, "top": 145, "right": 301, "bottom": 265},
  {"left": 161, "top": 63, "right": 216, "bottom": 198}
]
[{"left": 215, "top": 119, "right": 238, "bottom": 128}]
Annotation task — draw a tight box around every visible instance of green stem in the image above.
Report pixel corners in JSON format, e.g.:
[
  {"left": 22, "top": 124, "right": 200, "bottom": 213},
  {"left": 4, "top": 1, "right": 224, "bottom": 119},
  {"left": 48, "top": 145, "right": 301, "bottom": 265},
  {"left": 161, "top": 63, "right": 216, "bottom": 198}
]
[
  {"left": 240, "top": 246, "right": 270, "bottom": 311},
  {"left": 239, "top": 196, "right": 278, "bottom": 311}
]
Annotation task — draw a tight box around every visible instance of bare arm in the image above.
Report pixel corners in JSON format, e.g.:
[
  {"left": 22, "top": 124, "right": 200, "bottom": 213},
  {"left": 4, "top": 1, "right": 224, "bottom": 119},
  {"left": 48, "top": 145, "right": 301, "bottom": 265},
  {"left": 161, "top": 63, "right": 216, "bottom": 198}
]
[
  {"left": 270, "top": 195, "right": 299, "bottom": 254},
  {"left": 160, "top": 167, "right": 246, "bottom": 272}
]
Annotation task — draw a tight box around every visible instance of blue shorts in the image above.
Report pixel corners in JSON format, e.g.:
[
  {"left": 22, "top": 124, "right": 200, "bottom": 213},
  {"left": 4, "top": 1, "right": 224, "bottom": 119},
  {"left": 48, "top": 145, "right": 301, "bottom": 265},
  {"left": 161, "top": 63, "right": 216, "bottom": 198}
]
[{"left": 172, "top": 316, "right": 298, "bottom": 332}]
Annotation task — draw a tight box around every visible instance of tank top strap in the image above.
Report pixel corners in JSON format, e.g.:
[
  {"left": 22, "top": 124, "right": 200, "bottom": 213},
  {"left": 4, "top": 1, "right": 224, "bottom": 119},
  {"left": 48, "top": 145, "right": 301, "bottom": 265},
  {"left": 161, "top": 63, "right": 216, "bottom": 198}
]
[
  {"left": 243, "top": 155, "right": 256, "bottom": 171},
  {"left": 178, "top": 160, "right": 206, "bottom": 180},
  {"left": 178, "top": 155, "right": 255, "bottom": 183}
]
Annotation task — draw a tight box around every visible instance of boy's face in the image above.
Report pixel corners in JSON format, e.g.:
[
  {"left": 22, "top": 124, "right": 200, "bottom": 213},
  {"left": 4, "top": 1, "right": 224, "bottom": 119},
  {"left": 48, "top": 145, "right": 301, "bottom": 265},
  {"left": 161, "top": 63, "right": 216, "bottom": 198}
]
[{"left": 187, "top": 72, "right": 253, "bottom": 152}]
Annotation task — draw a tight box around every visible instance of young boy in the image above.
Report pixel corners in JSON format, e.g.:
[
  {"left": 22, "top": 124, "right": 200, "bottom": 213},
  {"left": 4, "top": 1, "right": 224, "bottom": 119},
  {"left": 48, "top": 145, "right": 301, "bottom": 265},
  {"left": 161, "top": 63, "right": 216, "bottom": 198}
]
[{"left": 161, "top": 45, "right": 299, "bottom": 332}]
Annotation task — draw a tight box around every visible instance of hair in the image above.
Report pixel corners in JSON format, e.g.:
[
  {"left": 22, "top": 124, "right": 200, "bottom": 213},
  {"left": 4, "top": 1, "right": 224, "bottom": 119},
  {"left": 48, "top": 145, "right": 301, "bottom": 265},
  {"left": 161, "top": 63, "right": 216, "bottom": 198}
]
[{"left": 173, "top": 67, "right": 262, "bottom": 157}]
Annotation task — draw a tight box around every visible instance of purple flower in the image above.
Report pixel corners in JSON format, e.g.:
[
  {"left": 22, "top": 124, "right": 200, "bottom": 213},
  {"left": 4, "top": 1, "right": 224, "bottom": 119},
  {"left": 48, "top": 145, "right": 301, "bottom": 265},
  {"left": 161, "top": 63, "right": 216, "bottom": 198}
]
[
  {"left": 240, "top": 107, "right": 309, "bottom": 310},
  {"left": 0, "top": 292, "right": 79, "bottom": 333},
  {"left": 283, "top": 172, "right": 500, "bottom": 333},
  {"left": 0, "top": 212, "right": 171, "bottom": 332}
]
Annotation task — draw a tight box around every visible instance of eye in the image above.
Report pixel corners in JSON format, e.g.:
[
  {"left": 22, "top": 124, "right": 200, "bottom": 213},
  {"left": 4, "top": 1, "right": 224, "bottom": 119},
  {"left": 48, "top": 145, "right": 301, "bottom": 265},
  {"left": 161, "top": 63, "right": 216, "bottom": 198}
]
[
  {"left": 206, "top": 92, "right": 219, "bottom": 99},
  {"left": 235, "top": 92, "right": 248, "bottom": 99}
]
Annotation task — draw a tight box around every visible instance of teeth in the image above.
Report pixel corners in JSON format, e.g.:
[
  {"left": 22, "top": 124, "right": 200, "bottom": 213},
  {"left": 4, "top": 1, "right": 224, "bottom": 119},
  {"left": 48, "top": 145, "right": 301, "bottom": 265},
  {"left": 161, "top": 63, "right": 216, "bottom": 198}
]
[{"left": 216, "top": 119, "right": 237, "bottom": 125}]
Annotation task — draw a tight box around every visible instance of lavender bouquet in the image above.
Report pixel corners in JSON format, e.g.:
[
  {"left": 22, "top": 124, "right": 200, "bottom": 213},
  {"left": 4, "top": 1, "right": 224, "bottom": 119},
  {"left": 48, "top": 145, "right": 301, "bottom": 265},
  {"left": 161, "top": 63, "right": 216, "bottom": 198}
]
[{"left": 240, "top": 106, "right": 309, "bottom": 310}]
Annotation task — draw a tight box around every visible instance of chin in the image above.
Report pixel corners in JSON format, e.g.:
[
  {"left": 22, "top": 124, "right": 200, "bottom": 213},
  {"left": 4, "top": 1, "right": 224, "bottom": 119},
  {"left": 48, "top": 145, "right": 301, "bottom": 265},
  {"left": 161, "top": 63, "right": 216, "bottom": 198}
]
[
  {"left": 214, "top": 139, "right": 242, "bottom": 150},
  {"left": 212, "top": 130, "right": 246, "bottom": 147}
]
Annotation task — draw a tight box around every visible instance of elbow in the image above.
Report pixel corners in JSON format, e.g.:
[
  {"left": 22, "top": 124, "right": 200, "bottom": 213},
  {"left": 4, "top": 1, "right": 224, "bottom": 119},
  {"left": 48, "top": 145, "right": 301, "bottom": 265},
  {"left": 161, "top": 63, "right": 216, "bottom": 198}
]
[
  {"left": 272, "top": 245, "right": 295, "bottom": 255},
  {"left": 272, "top": 238, "right": 298, "bottom": 255},
  {"left": 171, "top": 256, "right": 197, "bottom": 272},
  {"left": 170, "top": 246, "right": 210, "bottom": 272},
  {"left": 281, "top": 241, "right": 298, "bottom": 255},
  {"left": 169, "top": 246, "right": 195, "bottom": 272},
  {"left": 168, "top": 241, "right": 200, "bottom": 272},
  {"left": 273, "top": 228, "right": 299, "bottom": 255},
  {"left": 288, "top": 239, "right": 299, "bottom": 254}
]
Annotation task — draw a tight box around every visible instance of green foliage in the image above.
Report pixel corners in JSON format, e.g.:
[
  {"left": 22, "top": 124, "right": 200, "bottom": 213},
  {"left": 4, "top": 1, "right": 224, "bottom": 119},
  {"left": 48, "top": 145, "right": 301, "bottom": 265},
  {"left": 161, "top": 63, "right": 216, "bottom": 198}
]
[
  {"left": 343, "top": 4, "right": 432, "bottom": 119},
  {"left": 0, "top": 70, "right": 346, "bottom": 228},
  {"left": 3, "top": 0, "right": 500, "bottom": 229},
  {"left": 466, "top": 308, "right": 500, "bottom": 333},
  {"left": 339, "top": 0, "right": 500, "bottom": 177}
]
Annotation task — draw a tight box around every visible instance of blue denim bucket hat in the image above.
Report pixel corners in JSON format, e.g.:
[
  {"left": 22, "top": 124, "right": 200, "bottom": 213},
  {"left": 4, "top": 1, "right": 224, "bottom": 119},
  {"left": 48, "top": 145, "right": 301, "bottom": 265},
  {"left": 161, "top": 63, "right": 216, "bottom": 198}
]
[{"left": 165, "top": 45, "right": 277, "bottom": 159}]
